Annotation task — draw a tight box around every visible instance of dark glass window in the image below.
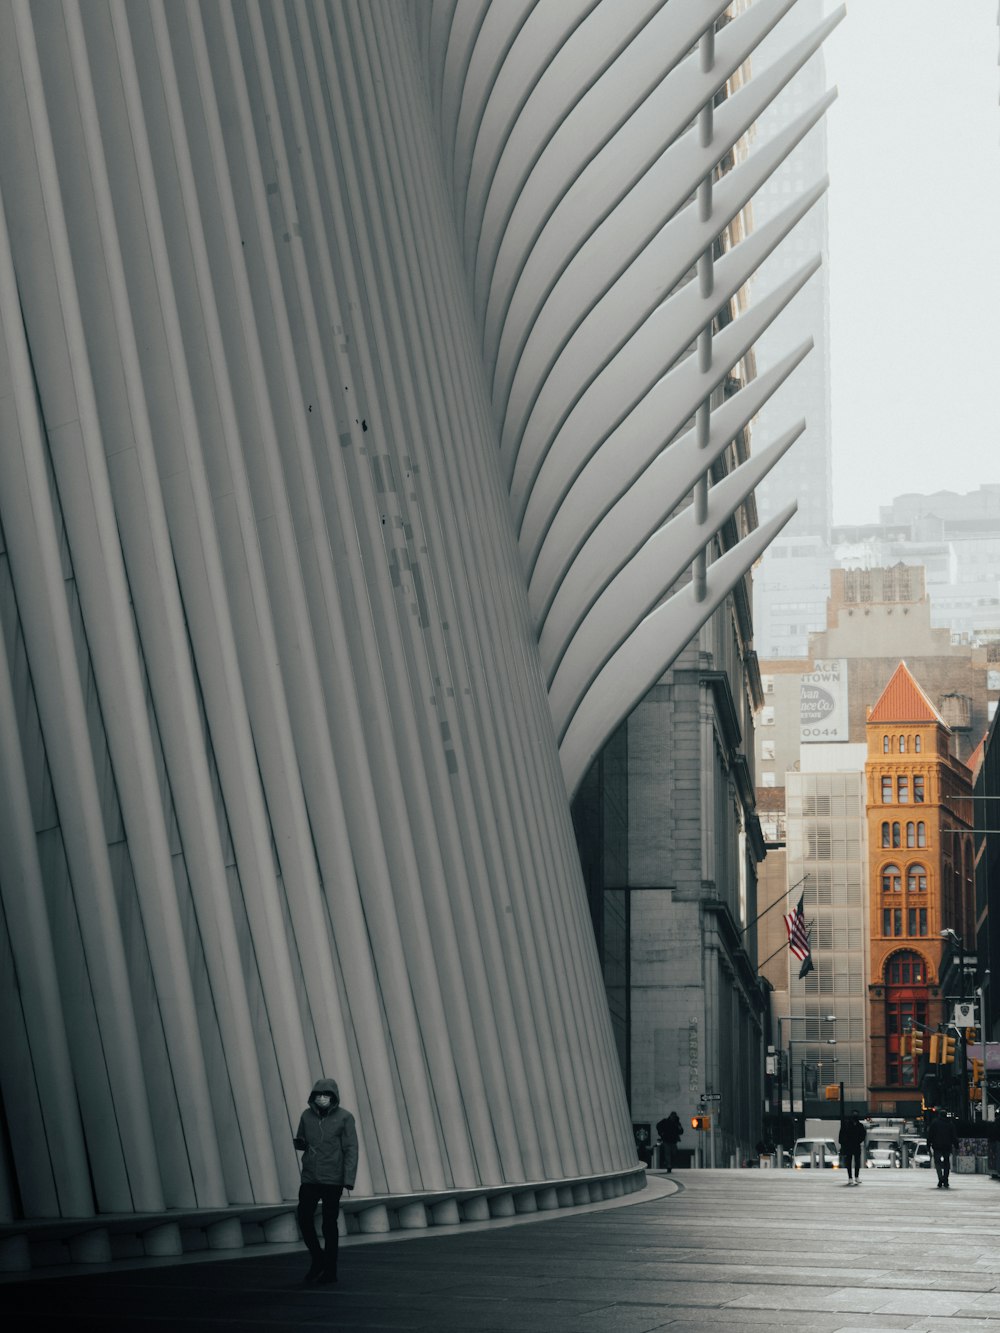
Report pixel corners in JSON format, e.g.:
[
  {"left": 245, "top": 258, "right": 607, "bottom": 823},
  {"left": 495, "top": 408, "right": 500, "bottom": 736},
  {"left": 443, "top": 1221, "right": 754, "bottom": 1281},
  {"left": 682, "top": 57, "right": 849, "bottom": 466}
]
[{"left": 882, "top": 822, "right": 890, "bottom": 848}]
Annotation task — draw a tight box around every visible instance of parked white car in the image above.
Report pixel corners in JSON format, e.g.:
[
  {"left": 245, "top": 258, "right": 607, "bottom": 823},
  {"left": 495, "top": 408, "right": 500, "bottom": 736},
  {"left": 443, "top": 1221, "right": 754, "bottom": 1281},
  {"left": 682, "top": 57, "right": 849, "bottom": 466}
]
[
  {"left": 866, "top": 1147, "right": 900, "bottom": 1169},
  {"left": 792, "top": 1138, "right": 840, "bottom": 1169},
  {"left": 912, "top": 1142, "right": 931, "bottom": 1168}
]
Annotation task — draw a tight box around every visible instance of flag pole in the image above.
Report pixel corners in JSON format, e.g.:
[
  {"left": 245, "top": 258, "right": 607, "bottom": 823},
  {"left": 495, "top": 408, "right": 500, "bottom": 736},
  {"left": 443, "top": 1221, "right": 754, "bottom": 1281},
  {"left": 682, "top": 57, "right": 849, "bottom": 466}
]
[{"left": 740, "top": 875, "right": 809, "bottom": 937}]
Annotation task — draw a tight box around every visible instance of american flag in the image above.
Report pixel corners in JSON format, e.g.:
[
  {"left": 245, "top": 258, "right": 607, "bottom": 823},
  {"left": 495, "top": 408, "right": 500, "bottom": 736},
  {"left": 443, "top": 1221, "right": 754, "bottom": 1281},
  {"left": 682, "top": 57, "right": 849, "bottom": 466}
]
[{"left": 783, "top": 895, "right": 814, "bottom": 978}]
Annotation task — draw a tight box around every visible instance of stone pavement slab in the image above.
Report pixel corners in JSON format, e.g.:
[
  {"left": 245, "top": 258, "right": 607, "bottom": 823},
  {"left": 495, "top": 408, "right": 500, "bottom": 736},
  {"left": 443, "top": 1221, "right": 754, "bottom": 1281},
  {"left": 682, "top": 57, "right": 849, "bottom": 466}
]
[{"left": 6, "top": 1169, "right": 1000, "bottom": 1331}]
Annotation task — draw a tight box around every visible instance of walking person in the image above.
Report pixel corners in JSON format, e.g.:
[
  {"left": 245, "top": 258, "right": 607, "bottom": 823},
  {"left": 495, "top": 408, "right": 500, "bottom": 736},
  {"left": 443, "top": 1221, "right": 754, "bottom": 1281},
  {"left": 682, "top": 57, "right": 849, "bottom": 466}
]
[
  {"left": 656, "top": 1111, "right": 684, "bottom": 1173},
  {"left": 928, "top": 1111, "right": 957, "bottom": 1189},
  {"left": 838, "top": 1111, "right": 866, "bottom": 1185},
  {"left": 293, "top": 1078, "right": 358, "bottom": 1284}
]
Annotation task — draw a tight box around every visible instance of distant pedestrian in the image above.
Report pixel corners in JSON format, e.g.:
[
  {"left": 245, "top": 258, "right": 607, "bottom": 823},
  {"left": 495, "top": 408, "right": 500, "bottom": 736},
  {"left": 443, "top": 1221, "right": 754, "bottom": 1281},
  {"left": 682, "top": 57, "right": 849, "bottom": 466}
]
[
  {"left": 927, "top": 1112, "right": 957, "bottom": 1189},
  {"left": 293, "top": 1078, "right": 358, "bottom": 1284},
  {"left": 838, "top": 1112, "right": 866, "bottom": 1184},
  {"left": 656, "top": 1111, "right": 684, "bottom": 1172}
]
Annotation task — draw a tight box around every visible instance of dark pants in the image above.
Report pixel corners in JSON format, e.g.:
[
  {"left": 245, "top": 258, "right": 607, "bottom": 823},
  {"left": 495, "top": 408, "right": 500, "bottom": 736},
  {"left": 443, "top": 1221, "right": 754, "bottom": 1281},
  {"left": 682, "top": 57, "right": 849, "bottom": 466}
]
[
  {"left": 933, "top": 1149, "right": 950, "bottom": 1185},
  {"left": 843, "top": 1146, "right": 862, "bottom": 1178},
  {"left": 297, "top": 1183, "right": 344, "bottom": 1269}
]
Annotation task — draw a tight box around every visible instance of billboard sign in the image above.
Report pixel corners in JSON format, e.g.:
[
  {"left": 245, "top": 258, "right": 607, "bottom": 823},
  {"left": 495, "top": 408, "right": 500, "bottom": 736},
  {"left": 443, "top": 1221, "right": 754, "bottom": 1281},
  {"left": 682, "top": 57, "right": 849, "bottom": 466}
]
[{"left": 800, "top": 658, "right": 849, "bottom": 743}]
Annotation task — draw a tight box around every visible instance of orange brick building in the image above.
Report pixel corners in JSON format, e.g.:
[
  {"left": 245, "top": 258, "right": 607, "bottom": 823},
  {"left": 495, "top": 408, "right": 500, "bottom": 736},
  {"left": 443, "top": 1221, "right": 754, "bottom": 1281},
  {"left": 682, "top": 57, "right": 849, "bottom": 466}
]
[{"left": 865, "top": 662, "right": 975, "bottom": 1113}]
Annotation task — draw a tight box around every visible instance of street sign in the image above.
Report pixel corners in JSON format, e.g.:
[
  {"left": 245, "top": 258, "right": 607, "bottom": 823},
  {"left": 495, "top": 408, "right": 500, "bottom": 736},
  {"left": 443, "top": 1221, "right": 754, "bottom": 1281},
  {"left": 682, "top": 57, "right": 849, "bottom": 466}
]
[{"left": 703, "top": 1093, "right": 722, "bottom": 1101}]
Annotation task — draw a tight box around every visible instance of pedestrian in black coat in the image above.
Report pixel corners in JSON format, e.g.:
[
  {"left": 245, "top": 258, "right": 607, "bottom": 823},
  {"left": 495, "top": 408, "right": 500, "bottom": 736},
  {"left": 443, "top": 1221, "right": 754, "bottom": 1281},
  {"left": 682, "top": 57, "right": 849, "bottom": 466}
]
[
  {"left": 838, "top": 1112, "right": 867, "bottom": 1184},
  {"left": 927, "top": 1113, "right": 958, "bottom": 1188},
  {"left": 656, "top": 1112, "right": 684, "bottom": 1172}
]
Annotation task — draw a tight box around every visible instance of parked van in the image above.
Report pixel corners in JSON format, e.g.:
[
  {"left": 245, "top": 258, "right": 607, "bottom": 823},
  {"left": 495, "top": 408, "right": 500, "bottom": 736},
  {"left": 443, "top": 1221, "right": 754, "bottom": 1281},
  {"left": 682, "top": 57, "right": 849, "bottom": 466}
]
[{"left": 792, "top": 1137, "right": 840, "bottom": 1168}]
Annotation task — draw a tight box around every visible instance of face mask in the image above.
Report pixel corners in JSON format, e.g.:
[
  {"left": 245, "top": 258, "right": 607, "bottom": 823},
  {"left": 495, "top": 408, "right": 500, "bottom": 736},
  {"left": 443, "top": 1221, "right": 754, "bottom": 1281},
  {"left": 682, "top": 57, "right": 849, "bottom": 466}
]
[{"left": 314, "top": 1095, "right": 331, "bottom": 1108}]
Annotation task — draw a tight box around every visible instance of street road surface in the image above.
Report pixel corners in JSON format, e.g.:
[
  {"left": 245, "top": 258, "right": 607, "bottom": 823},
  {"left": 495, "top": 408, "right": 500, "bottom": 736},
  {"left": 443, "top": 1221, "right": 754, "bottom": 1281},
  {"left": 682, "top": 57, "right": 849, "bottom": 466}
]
[{"left": 6, "top": 1168, "right": 1000, "bottom": 1330}]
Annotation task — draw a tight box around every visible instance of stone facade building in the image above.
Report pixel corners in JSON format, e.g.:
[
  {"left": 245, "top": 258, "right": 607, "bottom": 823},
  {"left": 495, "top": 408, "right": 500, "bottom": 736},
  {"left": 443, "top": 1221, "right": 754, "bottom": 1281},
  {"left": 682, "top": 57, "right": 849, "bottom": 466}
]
[{"left": 864, "top": 663, "right": 975, "bottom": 1116}]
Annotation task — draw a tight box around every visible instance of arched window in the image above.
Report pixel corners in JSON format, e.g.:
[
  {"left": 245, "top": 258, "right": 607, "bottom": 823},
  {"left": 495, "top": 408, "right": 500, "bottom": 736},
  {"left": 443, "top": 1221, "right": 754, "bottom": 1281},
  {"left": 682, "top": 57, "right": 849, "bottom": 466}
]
[
  {"left": 886, "top": 951, "right": 925, "bottom": 985},
  {"left": 883, "top": 735, "right": 890, "bottom": 753},
  {"left": 899, "top": 735, "right": 906, "bottom": 753},
  {"left": 907, "top": 864, "right": 927, "bottom": 893},
  {"left": 882, "top": 863, "right": 902, "bottom": 893},
  {"left": 906, "top": 822, "right": 915, "bottom": 848},
  {"left": 892, "top": 822, "right": 901, "bottom": 847},
  {"left": 917, "top": 821, "right": 926, "bottom": 847},
  {"left": 915, "top": 735, "right": 922, "bottom": 753},
  {"left": 881, "top": 822, "right": 890, "bottom": 848}
]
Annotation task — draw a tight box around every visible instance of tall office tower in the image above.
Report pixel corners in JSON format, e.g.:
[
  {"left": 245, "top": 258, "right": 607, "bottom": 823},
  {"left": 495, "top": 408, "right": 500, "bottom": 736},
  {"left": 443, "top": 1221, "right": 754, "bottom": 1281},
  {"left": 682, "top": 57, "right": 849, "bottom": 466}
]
[
  {"left": 782, "top": 767, "right": 869, "bottom": 1117},
  {"left": 749, "top": 0, "right": 835, "bottom": 659},
  {"left": 749, "top": 0, "right": 833, "bottom": 543}
]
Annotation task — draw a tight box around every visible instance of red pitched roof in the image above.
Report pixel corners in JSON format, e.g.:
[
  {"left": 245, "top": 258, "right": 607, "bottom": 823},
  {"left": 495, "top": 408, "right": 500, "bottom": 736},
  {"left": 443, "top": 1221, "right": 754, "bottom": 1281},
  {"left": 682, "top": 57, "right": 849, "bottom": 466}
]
[
  {"left": 967, "top": 734, "right": 987, "bottom": 781},
  {"left": 867, "top": 661, "right": 944, "bottom": 726}
]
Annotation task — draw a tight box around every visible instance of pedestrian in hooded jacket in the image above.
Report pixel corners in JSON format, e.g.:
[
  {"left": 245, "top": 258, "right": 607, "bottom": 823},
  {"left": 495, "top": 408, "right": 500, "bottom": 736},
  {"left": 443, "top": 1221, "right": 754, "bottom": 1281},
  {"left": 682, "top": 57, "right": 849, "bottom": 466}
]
[
  {"left": 293, "top": 1078, "right": 359, "bottom": 1284},
  {"left": 927, "top": 1112, "right": 958, "bottom": 1189}
]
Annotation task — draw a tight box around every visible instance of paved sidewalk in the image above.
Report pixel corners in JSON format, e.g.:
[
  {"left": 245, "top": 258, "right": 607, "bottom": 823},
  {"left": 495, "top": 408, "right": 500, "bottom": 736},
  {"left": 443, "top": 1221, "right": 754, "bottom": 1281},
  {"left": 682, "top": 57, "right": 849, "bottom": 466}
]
[{"left": 7, "top": 1169, "right": 1000, "bottom": 1331}]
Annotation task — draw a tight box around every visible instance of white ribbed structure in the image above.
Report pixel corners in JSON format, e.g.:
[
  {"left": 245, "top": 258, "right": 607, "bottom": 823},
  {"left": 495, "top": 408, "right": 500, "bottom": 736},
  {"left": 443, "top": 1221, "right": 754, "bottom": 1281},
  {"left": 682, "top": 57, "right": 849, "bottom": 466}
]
[
  {"left": 0, "top": 0, "right": 838, "bottom": 1261},
  {"left": 421, "top": 0, "right": 843, "bottom": 796}
]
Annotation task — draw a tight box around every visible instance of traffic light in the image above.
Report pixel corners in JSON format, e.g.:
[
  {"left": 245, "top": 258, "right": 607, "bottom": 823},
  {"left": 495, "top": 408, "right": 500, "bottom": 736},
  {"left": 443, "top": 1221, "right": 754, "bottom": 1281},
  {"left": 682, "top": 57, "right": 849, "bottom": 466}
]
[
  {"left": 899, "top": 1034, "right": 910, "bottom": 1057},
  {"left": 929, "top": 1033, "right": 941, "bottom": 1064},
  {"left": 824, "top": 1084, "right": 840, "bottom": 1101},
  {"left": 690, "top": 1114, "right": 710, "bottom": 1131},
  {"left": 940, "top": 1034, "right": 957, "bottom": 1065},
  {"left": 965, "top": 1027, "right": 978, "bottom": 1044},
  {"left": 972, "top": 1058, "right": 985, "bottom": 1086},
  {"left": 911, "top": 1030, "right": 924, "bottom": 1057}
]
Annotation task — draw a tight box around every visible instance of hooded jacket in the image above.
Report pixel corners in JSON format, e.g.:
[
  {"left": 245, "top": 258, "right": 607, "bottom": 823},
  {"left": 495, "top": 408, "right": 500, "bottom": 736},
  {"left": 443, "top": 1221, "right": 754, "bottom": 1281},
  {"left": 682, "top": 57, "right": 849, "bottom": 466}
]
[{"left": 293, "top": 1079, "right": 359, "bottom": 1188}]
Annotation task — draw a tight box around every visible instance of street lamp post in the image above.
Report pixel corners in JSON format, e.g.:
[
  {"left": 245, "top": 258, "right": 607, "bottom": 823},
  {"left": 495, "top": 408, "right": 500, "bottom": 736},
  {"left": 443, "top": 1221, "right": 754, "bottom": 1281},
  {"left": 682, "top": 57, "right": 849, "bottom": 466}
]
[
  {"left": 777, "top": 1015, "right": 837, "bottom": 1153},
  {"left": 941, "top": 928, "right": 968, "bottom": 1120},
  {"left": 976, "top": 983, "right": 988, "bottom": 1122}
]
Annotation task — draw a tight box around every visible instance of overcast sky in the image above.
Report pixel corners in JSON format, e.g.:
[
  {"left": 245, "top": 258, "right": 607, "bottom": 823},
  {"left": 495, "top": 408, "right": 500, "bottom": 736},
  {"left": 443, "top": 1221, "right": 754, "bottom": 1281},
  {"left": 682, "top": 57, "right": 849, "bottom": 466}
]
[{"left": 821, "top": 0, "right": 1000, "bottom": 525}]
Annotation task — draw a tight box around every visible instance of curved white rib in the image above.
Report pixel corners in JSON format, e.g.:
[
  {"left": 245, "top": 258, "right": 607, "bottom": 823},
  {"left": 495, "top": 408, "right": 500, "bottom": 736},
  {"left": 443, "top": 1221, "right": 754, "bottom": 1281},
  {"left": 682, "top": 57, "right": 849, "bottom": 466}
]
[
  {"left": 548, "top": 424, "right": 806, "bottom": 740},
  {"left": 536, "top": 347, "right": 813, "bottom": 676},
  {"left": 559, "top": 504, "right": 798, "bottom": 797}
]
